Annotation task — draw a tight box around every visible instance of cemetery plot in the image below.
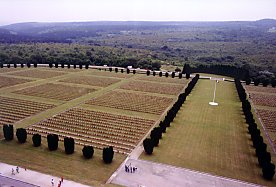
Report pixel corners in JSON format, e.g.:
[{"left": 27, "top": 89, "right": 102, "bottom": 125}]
[
  {"left": 0, "top": 96, "right": 55, "bottom": 126},
  {"left": 137, "top": 75, "right": 187, "bottom": 84},
  {"left": 59, "top": 75, "right": 121, "bottom": 87},
  {"left": 0, "top": 68, "right": 23, "bottom": 73},
  {"left": 86, "top": 91, "right": 174, "bottom": 115},
  {"left": 0, "top": 76, "right": 31, "bottom": 88},
  {"left": 86, "top": 70, "right": 133, "bottom": 78},
  {"left": 120, "top": 80, "right": 185, "bottom": 95},
  {"left": 258, "top": 109, "right": 276, "bottom": 132},
  {"left": 27, "top": 108, "right": 155, "bottom": 154},
  {"left": 249, "top": 93, "right": 276, "bottom": 107},
  {"left": 9, "top": 69, "right": 66, "bottom": 79},
  {"left": 245, "top": 85, "right": 276, "bottom": 94},
  {"left": 14, "top": 83, "right": 96, "bottom": 101}
]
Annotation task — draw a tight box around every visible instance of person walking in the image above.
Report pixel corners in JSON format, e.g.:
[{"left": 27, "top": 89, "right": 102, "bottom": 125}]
[
  {"left": 11, "top": 168, "right": 15, "bottom": 175},
  {"left": 16, "top": 166, "right": 19, "bottom": 173},
  {"left": 51, "top": 178, "right": 54, "bottom": 187}
]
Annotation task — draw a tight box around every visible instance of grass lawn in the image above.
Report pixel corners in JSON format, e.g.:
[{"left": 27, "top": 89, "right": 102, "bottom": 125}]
[
  {"left": 140, "top": 79, "right": 276, "bottom": 186},
  {"left": 0, "top": 137, "right": 125, "bottom": 186}
]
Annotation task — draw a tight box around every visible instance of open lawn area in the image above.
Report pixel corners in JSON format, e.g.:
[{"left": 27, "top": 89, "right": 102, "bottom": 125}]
[
  {"left": 140, "top": 79, "right": 276, "bottom": 186},
  {"left": 0, "top": 137, "right": 125, "bottom": 186}
]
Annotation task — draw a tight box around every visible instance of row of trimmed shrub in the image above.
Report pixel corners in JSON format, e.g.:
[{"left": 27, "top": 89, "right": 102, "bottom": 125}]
[
  {"left": 0, "top": 63, "right": 37, "bottom": 68},
  {"left": 2, "top": 125, "right": 114, "bottom": 163},
  {"left": 245, "top": 78, "right": 276, "bottom": 88},
  {"left": 235, "top": 79, "right": 275, "bottom": 180},
  {"left": 143, "top": 74, "right": 200, "bottom": 154}
]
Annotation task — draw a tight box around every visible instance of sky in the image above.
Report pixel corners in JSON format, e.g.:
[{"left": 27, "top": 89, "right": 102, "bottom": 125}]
[{"left": 0, "top": 0, "right": 275, "bottom": 25}]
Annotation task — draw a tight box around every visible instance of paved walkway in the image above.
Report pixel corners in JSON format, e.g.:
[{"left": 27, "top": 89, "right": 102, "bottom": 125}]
[
  {"left": 111, "top": 159, "right": 261, "bottom": 187},
  {"left": 0, "top": 162, "right": 90, "bottom": 187}
]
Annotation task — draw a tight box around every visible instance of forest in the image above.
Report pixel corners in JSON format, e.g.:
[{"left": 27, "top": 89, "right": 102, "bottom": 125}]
[{"left": 0, "top": 19, "right": 276, "bottom": 79}]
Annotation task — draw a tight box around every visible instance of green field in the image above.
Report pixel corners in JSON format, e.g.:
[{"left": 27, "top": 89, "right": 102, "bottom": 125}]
[{"left": 140, "top": 79, "right": 276, "bottom": 186}]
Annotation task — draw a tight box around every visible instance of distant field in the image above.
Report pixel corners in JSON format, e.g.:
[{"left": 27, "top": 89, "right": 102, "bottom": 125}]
[{"left": 140, "top": 80, "right": 276, "bottom": 186}]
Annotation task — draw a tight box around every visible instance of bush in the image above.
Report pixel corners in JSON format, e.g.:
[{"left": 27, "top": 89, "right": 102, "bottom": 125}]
[
  {"left": 179, "top": 73, "right": 182, "bottom": 79},
  {"left": 133, "top": 69, "right": 136, "bottom": 74},
  {"left": 172, "top": 72, "right": 175, "bottom": 78},
  {"left": 143, "top": 138, "right": 154, "bottom": 155},
  {"left": 61, "top": 63, "right": 64, "bottom": 68},
  {"left": 73, "top": 64, "right": 76, "bottom": 69},
  {"left": 34, "top": 62, "right": 37, "bottom": 68},
  {"left": 153, "top": 71, "right": 156, "bottom": 76},
  {"left": 64, "top": 137, "right": 75, "bottom": 154},
  {"left": 47, "top": 134, "right": 59, "bottom": 151},
  {"left": 14, "top": 63, "right": 17, "bottom": 68},
  {"left": 26, "top": 62, "right": 31, "bottom": 68},
  {"left": 49, "top": 63, "right": 53, "bottom": 68},
  {"left": 115, "top": 68, "right": 118, "bottom": 73},
  {"left": 0, "top": 63, "right": 3, "bottom": 68},
  {"left": 67, "top": 63, "right": 71, "bottom": 68},
  {"left": 3, "top": 124, "right": 14, "bottom": 141},
  {"left": 262, "top": 162, "right": 275, "bottom": 180},
  {"left": 253, "top": 78, "right": 260, "bottom": 86},
  {"left": 32, "top": 134, "right": 41, "bottom": 147},
  {"left": 147, "top": 70, "right": 150, "bottom": 76},
  {"left": 109, "top": 67, "right": 112, "bottom": 72},
  {"left": 121, "top": 69, "right": 124, "bottom": 73},
  {"left": 16, "top": 128, "right": 27, "bottom": 143},
  {"left": 20, "top": 63, "right": 24, "bottom": 68},
  {"left": 103, "top": 146, "right": 114, "bottom": 163},
  {"left": 82, "top": 145, "right": 94, "bottom": 159},
  {"left": 55, "top": 63, "right": 58, "bottom": 68},
  {"left": 159, "top": 72, "right": 162, "bottom": 77},
  {"left": 79, "top": 64, "right": 83, "bottom": 69},
  {"left": 7, "top": 64, "right": 10, "bottom": 68},
  {"left": 245, "top": 78, "right": 251, "bottom": 85},
  {"left": 165, "top": 72, "right": 169, "bottom": 77},
  {"left": 127, "top": 68, "right": 130, "bottom": 74},
  {"left": 85, "top": 63, "right": 89, "bottom": 69}
]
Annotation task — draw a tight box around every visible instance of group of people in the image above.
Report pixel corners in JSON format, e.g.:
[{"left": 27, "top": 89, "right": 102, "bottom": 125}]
[
  {"left": 11, "top": 166, "right": 26, "bottom": 175},
  {"left": 51, "top": 176, "right": 64, "bottom": 187},
  {"left": 124, "top": 163, "right": 137, "bottom": 173}
]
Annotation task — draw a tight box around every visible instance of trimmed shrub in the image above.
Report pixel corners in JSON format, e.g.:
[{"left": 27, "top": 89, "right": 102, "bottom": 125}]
[
  {"left": 27, "top": 63, "right": 31, "bottom": 68},
  {"left": 121, "top": 69, "right": 124, "bottom": 73},
  {"left": 16, "top": 128, "right": 27, "bottom": 143},
  {"left": 159, "top": 72, "right": 162, "bottom": 77},
  {"left": 153, "top": 71, "right": 156, "bottom": 76},
  {"left": 103, "top": 146, "right": 114, "bottom": 163},
  {"left": 61, "top": 63, "right": 64, "bottom": 68},
  {"left": 147, "top": 70, "right": 150, "bottom": 76},
  {"left": 179, "top": 73, "right": 182, "bottom": 79},
  {"left": 79, "top": 64, "right": 83, "bottom": 69},
  {"left": 49, "top": 63, "right": 53, "bottom": 68},
  {"left": 0, "top": 63, "right": 3, "bottom": 68},
  {"left": 55, "top": 63, "right": 58, "bottom": 68},
  {"left": 20, "top": 63, "right": 24, "bottom": 68},
  {"left": 172, "top": 72, "right": 175, "bottom": 78},
  {"left": 245, "top": 78, "right": 251, "bottom": 85},
  {"left": 14, "top": 63, "right": 17, "bottom": 68},
  {"left": 3, "top": 124, "right": 14, "bottom": 141},
  {"left": 165, "top": 72, "right": 169, "bottom": 77},
  {"left": 109, "top": 67, "right": 112, "bottom": 72},
  {"left": 7, "top": 64, "right": 10, "bottom": 68},
  {"left": 133, "top": 69, "right": 136, "bottom": 74},
  {"left": 32, "top": 134, "right": 41, "bottom": 147},
  {"left": 127, "top": 68, "right": 130, "bottom": 74},
  {"left": 67, "top": 63, "right": 71, "bottom": 68},
  {"left": 64, "top": 137, "right": 75, "bottom": 154},
  {"left": 47, "top": 134, "right": 59, "bottom": 151},
  {"left": 73, "top": 64, "right": 77, "bottom": 69},
  {"left": 34, "top": 62, "right": 37, "bottom": 68},
  {"left": 115, "top": 68, "right": 118, "bottom": 73},
  {"left": 143, "top": 138, "right": 154, "bottom": 155},
  {"left": 82, "top": 145, "right": 94, "bottom": 159},
  {"left": 262, "top": 162, "right": 275, "bottom": 180},
  {"left": 85, "top": 63, "right": 89, "bottom": 69}
]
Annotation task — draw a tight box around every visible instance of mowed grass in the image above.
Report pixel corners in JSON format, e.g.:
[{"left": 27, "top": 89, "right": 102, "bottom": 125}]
[
  {"left": 140, "top": 80, "right": 276, "bottom": 186},
  {"left": 0, "top": 137, "right": 125, "bottom": 186}
]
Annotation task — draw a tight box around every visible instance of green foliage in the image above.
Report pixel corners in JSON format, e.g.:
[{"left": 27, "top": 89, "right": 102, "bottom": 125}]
[{"left": 16, "top": 128, "right": 27, "bottom": 143}]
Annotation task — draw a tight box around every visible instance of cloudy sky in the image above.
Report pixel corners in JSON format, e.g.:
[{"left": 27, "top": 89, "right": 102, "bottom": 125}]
[{"left": 0, "top": 0, "right": 275, "bottom": 25}]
